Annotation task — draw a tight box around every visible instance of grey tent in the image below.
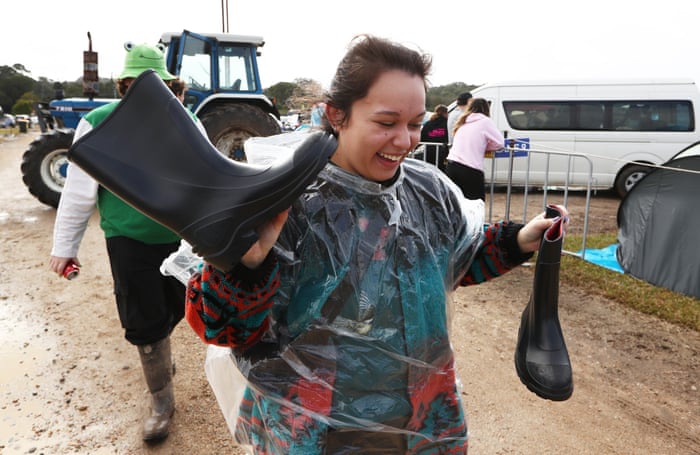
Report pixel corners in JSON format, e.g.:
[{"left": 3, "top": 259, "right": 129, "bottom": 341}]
[{"left": 617, "top": 141, "right": 700, "bottom": 299}]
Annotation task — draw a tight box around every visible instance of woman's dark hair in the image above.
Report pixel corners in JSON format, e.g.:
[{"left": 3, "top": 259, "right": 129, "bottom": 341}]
[
  {"left": 322, "top": 34, "right": 432, "bottom": 135},
  {"left": 429, "top": 104, "right": 448, "bottom": 121},
  {"left": 167, "top": 78, "right": 187, "bottom": 98},
  {"left": 116, "top": 78, "right": 131, "bottom": 97},
  {"left": 467, "top": 98, "right": 490, "bottom": 117}
]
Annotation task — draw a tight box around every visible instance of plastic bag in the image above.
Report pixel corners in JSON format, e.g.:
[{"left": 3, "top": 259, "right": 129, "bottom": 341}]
[
  {"left": 204, "top": 345, "right": 253, "bottom": 453},
  {"left": 244, "top": 130, "right": 308, "bottom": 165},
  {"left": 159, "top": 239, "right": 202, "bottom": 285}
]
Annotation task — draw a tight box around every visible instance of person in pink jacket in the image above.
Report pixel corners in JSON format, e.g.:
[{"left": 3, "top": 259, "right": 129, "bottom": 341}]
[{"left": 446, "top": 98, "right": 504, "bottom": 200}]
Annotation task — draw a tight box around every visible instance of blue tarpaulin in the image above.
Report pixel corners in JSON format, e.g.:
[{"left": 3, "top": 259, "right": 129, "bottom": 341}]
[{"left": 577, "top": 244, "right": 623, "bottom": 273}]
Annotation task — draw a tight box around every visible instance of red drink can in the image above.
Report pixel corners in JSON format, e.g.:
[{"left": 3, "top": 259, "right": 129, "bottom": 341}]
[{"left": 63, "top": 261, "right": 80, "bottom": 280}]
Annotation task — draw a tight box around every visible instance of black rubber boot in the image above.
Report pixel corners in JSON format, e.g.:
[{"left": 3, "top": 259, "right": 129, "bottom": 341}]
[
  {"left": 514, "top": 205, "right": 573, "bottom": 401},
  {"left": 138, "top": 337, "right": 175, "bottom": 442},
  {"left": 69, "top": 69, "right": 337, "bottom": 271}
]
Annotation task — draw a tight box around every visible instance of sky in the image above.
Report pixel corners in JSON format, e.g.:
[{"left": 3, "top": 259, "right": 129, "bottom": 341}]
[{"left": 4, "top": 0, "right": 699, "bottom": 90}]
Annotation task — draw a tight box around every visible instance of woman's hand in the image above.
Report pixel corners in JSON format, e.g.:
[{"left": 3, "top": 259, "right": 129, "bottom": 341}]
[
  {"left": 239, "top": 209, "right": 290, "bottom": 269},
  {"left": 516, "top": 205, "right": 569, "bottom": 253}
]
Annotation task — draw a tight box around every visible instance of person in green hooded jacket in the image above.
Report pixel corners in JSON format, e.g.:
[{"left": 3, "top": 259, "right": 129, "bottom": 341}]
[{"left": 49, "top": 42, "right": 206, "bottom": 442}]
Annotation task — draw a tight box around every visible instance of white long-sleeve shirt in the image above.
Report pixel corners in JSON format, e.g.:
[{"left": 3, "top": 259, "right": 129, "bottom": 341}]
[
  {"left": 446, "top": 106, "right": 464, "bottom": 146},
  {"left": 51, "top": 119, "right": 100, "bottom": 258}
]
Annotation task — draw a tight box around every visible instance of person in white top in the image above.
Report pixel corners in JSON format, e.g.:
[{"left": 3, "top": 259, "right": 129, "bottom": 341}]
[
  {"left": 446, "top": 97, "right": 504, "bottom": 200},
  {"left": 446, "top": 91, "right": 472, "bottom": 146},
  {"left": 48, "top": 43, "right": 207, "bottom": 442}
]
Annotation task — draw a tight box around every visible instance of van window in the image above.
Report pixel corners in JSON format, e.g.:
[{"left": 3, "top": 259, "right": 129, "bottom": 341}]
[
  {"left": 504, "top": 100, "right": 694, "bottom": 132},
  {"left": 579, "top": 102, "right": 606, "bottom": 130}
]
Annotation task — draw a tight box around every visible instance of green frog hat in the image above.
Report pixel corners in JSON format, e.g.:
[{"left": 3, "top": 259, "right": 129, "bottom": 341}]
[{"left": 118, "top": 42, "right": 175, "bottom": 80}]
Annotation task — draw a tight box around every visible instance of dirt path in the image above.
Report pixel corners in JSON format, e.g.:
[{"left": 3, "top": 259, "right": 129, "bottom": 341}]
[{"left": 1, "top": 131, "right": 698, "bottom": 454}]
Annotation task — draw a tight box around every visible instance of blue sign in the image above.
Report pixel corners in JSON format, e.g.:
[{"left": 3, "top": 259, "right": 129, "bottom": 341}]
[{"left": 489, "top": 138, "right": 529, "bottom": 158}]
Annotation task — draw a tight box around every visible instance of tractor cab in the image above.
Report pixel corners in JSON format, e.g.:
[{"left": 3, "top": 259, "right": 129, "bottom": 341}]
[
  {"left": 158, "top": 30, "right": 281, "bottom": 160},
  {"left": 160, "top": 30, "right": 279, "bottom": 117}
]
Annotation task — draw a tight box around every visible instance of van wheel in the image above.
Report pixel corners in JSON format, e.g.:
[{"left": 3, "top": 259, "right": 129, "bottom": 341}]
[{"left": 615, "top": 163, "right": 652, "bottom": 198}]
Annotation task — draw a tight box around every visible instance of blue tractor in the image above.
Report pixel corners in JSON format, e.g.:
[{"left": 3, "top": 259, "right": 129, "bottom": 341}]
[{"left": 21, "top": 30, "right": 281, "bottom": 208}]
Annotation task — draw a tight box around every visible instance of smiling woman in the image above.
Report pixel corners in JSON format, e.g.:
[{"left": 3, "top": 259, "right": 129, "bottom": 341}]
[
  {"left": 184, "top": 34, "right": 567, "bottom": 455},
  {"left": 325, "top": 68, "right": 427, "bottom": 182}
]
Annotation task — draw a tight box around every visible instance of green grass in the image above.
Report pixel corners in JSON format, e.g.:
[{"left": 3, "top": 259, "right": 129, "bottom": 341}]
[{"left": 558, "top": 232, "right": 700, "bottom": 332}]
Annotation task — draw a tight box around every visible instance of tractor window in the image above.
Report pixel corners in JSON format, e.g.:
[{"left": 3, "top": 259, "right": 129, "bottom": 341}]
[
  {"left": 218, "top": 45, "right": 256, "bottom": 92},
  {"left": 179, "top": 36, "right": 212, "bottom": 92}
]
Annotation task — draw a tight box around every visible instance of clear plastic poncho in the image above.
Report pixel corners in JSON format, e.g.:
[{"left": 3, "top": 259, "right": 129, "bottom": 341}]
[{"left": 175, "top": 158, "right": 485, "bottom": 454}]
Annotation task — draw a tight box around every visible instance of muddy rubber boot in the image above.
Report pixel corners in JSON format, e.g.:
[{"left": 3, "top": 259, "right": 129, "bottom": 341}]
[
  {"left": 68, "top": 69, "right": 337, "bottom": 272},
  {"left": 138, "top": 337, "right": 175, "bottom": 441},
  {"left": 514, "top": 205, "right": 573, "bottom": 401}
]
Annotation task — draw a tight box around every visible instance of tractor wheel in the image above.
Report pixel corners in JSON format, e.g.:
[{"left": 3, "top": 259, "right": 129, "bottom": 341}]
[
  {"left": 200, "top": 104, "right": 281, "bottom": 161},
  {"left": 21, "top": 129, "right": 75, "bottom": 208}
]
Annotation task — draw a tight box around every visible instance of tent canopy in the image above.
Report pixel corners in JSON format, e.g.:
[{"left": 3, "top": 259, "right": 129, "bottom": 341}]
[{"left": 617, "top": 141, "right": 700, "bottom": 299}]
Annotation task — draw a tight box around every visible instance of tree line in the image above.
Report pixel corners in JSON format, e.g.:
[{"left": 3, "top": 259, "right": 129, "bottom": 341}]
[{"left": 0, "top": 64, "right": 477, "bottom": 118}]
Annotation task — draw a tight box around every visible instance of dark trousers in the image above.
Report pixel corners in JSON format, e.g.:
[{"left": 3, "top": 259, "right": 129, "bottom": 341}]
[
  {"left": 106, "top": 236, "right": 184, "bottom": 345},
  {"left": 446, "top": 160, "right": 485, "bottom": 200}
]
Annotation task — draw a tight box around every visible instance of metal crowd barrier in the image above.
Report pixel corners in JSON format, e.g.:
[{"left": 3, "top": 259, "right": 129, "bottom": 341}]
[{"left": 410, "top": 141, "right": 593, "bottom": 259}]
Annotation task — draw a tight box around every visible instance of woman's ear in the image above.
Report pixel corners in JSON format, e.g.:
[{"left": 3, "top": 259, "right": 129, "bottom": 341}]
[{"left": 325, "top": 105, "right": 343, "bottom": 131}]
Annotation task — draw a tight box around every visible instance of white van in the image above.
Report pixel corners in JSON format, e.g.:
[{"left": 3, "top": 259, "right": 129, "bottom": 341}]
[{"left": 466, "top": 79, "right": 700, "bottom": 196}]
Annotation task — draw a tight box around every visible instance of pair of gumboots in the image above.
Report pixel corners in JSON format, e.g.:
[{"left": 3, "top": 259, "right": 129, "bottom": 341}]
[{"left": 70, "top": 69, "right": 574, "bottom": 402}]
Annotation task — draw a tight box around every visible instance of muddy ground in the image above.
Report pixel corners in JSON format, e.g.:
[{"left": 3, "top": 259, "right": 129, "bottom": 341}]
[{"left": 0, "top": 130, "right": 698, "bottom": 454}]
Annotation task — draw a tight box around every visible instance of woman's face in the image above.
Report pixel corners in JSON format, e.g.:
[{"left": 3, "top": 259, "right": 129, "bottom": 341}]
[{"left": 329, "top": 70, "right": 426, "bottom": 182}]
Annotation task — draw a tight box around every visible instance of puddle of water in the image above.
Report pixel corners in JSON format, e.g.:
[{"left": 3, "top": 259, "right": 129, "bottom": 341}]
[
  {"left": 0, "top": 301, "right": 61, "bottom": 452},
  {"left": 0, "top": 204, "right": 54, "bottom": 226},
  {"left": 0, "top": 212, "right": 39, "bottom": 225}
]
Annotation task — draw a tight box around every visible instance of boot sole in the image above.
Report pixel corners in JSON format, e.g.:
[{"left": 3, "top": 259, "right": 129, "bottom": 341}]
[
  {"left": 143, "top": 408, "right": 175, "bottom": 442},
  {"left": 515, "top": 309, "right": 574, "bottom": 401}
]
